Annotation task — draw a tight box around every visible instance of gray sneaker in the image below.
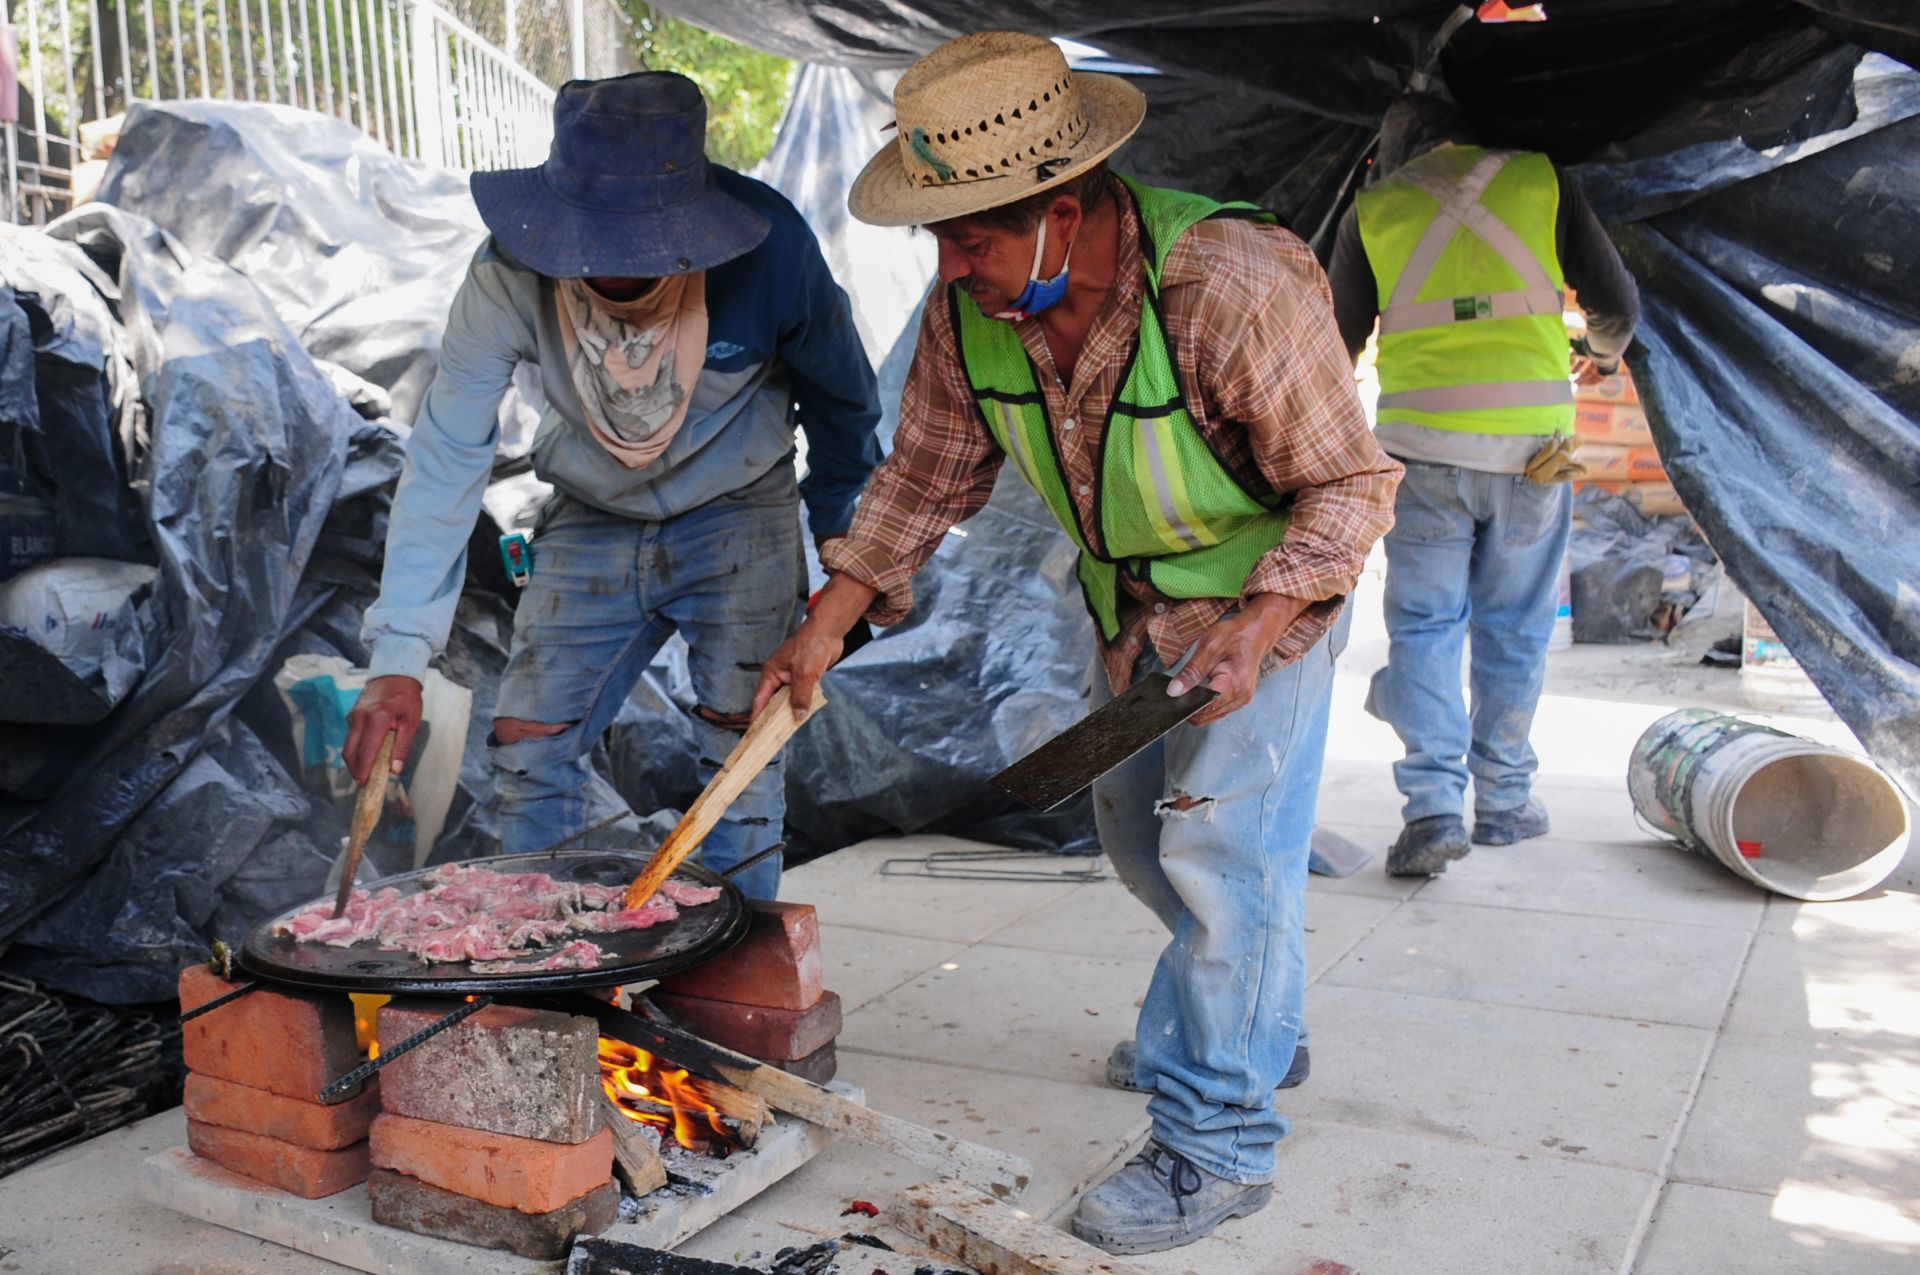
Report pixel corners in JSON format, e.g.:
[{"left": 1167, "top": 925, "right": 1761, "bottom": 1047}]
[
  {"left": 1387, "top": 814, "right": 1471, "bottom": 877},
  {"left": 1473, "top": 797, "right": 1551, "bottom": 846},
  {"left": 1069, "top": 1139, "right": 1273, "bottom": 1254},
  {"left": 1105, "top": 1039, "right": 1309, "bottom": 1093}
]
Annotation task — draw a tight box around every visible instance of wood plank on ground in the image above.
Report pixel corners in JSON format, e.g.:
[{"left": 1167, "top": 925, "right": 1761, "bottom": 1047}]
[{"left": 896, "top": 1177, "right": 1158, "bottom": 1275}]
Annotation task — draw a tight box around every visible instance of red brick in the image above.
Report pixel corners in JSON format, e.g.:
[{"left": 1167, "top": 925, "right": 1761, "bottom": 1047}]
[
  {"left": 654, "top": 900, "right": 822, "bottom": 1010},
  {"left": 651, "top": 990, "right": 841, "bottom": 1062},
  {"left": 776, "top": 1039, "right": 837, "bottom": 1084},
  {"left": 377, "top": 1000, "right": 599, "bottom": 1143},
  {"left": 183, "top": 1073, "right": 379, "bottom": 1150},
  {"left": 369, "top": 1113, "right": 613, "bottom": 1214},
  {"left": 186, "top": 1118, "right": 369, "bottom": 1199},
  {"left": 369, "top": 1167, "right": 619, "bottom": 1259},
  {"left": 178, "top": 966, "right": 363, "bottom": 1101}
]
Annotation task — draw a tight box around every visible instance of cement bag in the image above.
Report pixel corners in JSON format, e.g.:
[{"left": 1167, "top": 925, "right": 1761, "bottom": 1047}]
[
  {"left": 273, "top": 654, "right": 471, "bottom": 870},
  {"left": 0, "top": 557, "right": 157, "bottom": 715}
]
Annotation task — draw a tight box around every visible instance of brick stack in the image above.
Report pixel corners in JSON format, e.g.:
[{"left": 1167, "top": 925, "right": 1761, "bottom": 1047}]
[
  {"left": 177, "top": 966, "right": 374, "bottom": 1198},
  {"left": 654, "top": 900, "right": 842, "bottom": 1083},
  {"left": 368, "top": 1000, "right": 617, "bottom": 1260}
]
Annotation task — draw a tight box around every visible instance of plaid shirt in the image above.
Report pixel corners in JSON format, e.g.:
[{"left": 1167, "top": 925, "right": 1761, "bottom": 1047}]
[{"left": 823, "top": 176, "right": 1403, "bottom": 692}]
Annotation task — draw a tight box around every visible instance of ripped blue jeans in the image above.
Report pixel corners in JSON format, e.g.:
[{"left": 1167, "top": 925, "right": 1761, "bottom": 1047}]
[
  {"left": 489, "top": 466, "right": 805, "bottom": 898},
  {"left": 1089, "top": 608, "right": 1345, "bottom": 1184}
]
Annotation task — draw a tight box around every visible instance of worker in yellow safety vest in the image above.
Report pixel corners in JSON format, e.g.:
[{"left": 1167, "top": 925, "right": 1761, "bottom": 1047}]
[
  {"left": 1328, "top": 90, "right": 1640, "bottom": 877},
  {"left": 752, "top": 31, "right": 1402, "bottom": 1257}
]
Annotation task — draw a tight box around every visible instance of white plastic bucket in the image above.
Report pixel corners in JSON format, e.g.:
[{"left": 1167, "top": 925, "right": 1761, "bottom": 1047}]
[{"left": 1628, "top": 708, "right": 1911, "bottom": 901}]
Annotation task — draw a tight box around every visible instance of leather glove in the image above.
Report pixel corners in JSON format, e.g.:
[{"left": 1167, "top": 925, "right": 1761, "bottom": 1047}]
[{"left": 1525, "top": 434, "right": 1588, "bottom": 485}]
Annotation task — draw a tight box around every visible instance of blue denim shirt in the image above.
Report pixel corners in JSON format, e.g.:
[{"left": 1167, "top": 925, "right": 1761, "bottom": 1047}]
[{"left": 363, "top": 168, "right": 882, "bottom": 682}]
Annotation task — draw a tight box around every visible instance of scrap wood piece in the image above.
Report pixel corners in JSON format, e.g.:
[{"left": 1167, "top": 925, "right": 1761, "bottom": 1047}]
[
  {"left": 599, "top": 1093, "right": 667, "bottom": 1197},
  {"left": 896, "top": 1178, "right": 1159, "bottom": 1275},
  {"left": 572, "top": 997, "right": 1032, "bottom": 1201}
]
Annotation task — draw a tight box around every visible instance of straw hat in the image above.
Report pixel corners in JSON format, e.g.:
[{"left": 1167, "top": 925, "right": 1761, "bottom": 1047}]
[{"left": 849, "top": 31, "right": 1147, "bottom": 227}]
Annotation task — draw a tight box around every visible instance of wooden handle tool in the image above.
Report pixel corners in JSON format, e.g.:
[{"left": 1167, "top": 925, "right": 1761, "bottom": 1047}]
[
  {"left": 332, "top": 729, "right": 395, "bottom": 918},
  {"left": 622, "top": 684, "right": 825, "bottom": 908}
]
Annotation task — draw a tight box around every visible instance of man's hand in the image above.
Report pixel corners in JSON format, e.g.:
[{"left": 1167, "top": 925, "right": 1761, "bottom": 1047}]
[
  {"left": 752, "top": 573, "right": 880, "bottom": 723},
  {"left": 1570, "top": 353, "right": 1613, "bottom": 387},
  {"left": 1167, "top": 595, "right": 1309, "bottom": 726},
  {"left": 345, "top": 675, "right": 423, "bottom": 784}
]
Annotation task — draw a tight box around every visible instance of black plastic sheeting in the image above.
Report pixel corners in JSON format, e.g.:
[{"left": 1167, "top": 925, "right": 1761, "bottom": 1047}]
[
  {"left": 0, "top": 203, "right": 378, "bottom": 1000},
  {"left": 1610, "top": 111, "right": 1920, "bottom": 792}
]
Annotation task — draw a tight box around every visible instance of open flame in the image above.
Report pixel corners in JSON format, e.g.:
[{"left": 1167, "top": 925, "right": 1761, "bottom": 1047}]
[{"left": 598, "top": 1037, "right": 742, "bottom": 1155}]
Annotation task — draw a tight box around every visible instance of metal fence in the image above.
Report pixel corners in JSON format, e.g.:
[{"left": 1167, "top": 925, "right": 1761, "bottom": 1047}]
[{"left": 2, "top": 0, "right": 635, "bottom": 221}]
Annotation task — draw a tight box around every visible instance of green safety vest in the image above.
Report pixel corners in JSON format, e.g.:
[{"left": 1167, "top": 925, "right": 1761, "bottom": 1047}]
[
  {"left": 1355, "top": 146, "right": 1573, "bottom": 435},
  {"left": 952, "top": 176, "right": 1293, "bottom": 642}
]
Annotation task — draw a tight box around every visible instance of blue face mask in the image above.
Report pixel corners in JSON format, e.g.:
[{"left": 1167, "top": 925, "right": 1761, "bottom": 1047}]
[{"left": 993, "top": 220, "right": 1073, "bottom": 321}]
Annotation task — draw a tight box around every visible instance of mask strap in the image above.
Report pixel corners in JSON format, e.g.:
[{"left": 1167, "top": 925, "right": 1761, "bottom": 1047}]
[{"left": 1027, "top": 220, "right": 1048, "bottom": 280}]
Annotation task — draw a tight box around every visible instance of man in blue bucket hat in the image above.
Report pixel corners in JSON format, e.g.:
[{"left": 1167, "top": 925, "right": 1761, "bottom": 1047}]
[{"left": 344, "top": 72, "right": 882, "bottom": 899}]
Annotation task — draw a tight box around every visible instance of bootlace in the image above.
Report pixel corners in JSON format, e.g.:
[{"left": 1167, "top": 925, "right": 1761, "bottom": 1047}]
[{"left": 1129, "top": 1140, "right": 1206, "bottom": 1216}]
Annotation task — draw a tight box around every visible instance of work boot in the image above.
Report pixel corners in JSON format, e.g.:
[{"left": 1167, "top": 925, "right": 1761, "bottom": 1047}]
[
  {"left": 1386, "top": 814, "right": 1471, "bottom": 877},
  {"left": 1473, "top": 797, "right": 1551, "bottom": 846},
  {"left": 1105, "top": 1039, "right": 1309, "bottom": 1093},
  {"left": 1070, "top": 1140, "right": 1273, "bottom": 1255}
]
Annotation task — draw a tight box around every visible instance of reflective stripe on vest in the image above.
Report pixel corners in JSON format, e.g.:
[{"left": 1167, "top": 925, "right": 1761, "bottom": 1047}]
[
  {"left": 1357, "top": 147, "right": 1573, "bottom": 436},
  {"left": 951, "top": 178, "right": 1293, "bottom": 641}
]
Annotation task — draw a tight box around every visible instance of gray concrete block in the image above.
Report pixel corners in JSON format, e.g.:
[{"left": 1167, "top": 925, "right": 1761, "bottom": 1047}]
[{"left": 377, "top": 999, "right": 601, "bottom": 1144}]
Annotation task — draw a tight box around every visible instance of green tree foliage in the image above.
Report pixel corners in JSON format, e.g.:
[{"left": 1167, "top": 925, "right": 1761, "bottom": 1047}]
[{"left": 616, "top": 3, "right": 793, "bottom": 171}]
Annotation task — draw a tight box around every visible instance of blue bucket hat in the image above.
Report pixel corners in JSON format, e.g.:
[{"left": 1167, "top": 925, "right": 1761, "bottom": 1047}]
[{"left": 470, "top": 72, "right": 770, "bottom": 279}]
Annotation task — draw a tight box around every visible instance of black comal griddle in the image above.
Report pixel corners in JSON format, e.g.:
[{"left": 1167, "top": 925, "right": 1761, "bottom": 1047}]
[{"left": 240, "top": 849, "right": 750, "bottom": 996}]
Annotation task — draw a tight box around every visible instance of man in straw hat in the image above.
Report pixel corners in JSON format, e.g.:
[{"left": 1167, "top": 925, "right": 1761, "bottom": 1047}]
[
  {"left": 344, "top": 72, "right": 882, "bottom": 900},
  {"left": 753, "top": 32, "right": 1402, "bottom": 1253}
]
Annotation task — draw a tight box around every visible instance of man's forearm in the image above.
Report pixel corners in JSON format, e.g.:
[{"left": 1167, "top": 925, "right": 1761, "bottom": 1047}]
[{"left": 807, "top": 572, "right": 880, "bottom": 638}]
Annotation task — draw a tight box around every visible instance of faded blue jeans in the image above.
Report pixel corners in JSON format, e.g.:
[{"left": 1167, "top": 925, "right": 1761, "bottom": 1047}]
[
  {"left": 489, "top": 465, "right": 806, "bottom": 899},
  {"left": 1090, "top": 608, "right": 1345, "bottom": 1184},
  {"left": 1368, "top": 460, "right": 1571, "bottom": 823}
]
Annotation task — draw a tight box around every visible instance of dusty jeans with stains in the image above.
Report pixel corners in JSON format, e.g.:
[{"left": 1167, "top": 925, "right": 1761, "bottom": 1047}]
[
  {"left": 1089, "top": 607, "right": 1346, "bottom": 1184},
  {"left": 1367, "top": 460, "right": 1571, "bottom": 823},
  {"left": 489, "top": 465, "right": 805, "bottom": 898}
]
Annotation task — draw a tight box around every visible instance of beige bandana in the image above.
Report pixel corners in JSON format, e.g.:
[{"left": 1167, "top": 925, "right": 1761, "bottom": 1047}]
[{"left": 555, "top": 274, "right": 709, "bottom": 470}]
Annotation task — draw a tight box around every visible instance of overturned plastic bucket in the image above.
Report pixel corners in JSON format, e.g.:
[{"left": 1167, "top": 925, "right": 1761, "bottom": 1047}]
[{"left": 1628, "top": 708, "right": 1911, "bottom": 901}]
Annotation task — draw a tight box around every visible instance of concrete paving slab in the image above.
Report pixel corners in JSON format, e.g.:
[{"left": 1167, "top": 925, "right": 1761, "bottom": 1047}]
[
  {"left": 1635, "top": 1181, "right": 1920, "bottom": 1274},
  {"left": 978, "top": 879, "right": 1169, "bottom": 964},
  {"left": 838, "top": 941, "right": 1158, "bottom": 1083},
  {"left": 1670, "top": 1030, "right": 1920, "bottom": 1199},
  {"left": 1320, "top": 900, "right": 1753, "bottom": 1028},
  {"left": 0, "top": 1107, "right": 351, "bottom": 1275},
  {"left": 1758, "top": 884, "right": 1920, "bottom": 939},
  {"left": 1100, "top": 1119, "right": 1657, "bottom": 1275},
  {"left": 1289, "top": 984, "right": 1709, "bottom": 1172},
  {"left": 1725, "top": 891, "right": 1920, "bottom": 1039},
  {"left": 818, "top": 926, "right": 973, "bottom": 1013},
  {"left": 1416, "top": 834, "right": 1765, "bottom": 932},
  {"left": 785, "top": 836, "right": 1082, "bottom": 945},
  {"left": 975, "top": 879, "right": 1401, "bottom": 985},
  {"left": 743, "top": 1049, "right": 1149, "bottom": 1228}
]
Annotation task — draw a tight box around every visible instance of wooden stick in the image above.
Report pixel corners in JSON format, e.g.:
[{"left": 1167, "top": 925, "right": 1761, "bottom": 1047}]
[
  {"left": 571, "top": 998, "right": 1032, "bottom": 1201},
  {"left": 599, "top": 1093, "right": 668, "bottom": 1197},
  {"left": 622, "top": 685, "right": 825, "bottom": 908},
  {"left": 332, "top": 729, "right": 394, "bottom": 918},
  {"left": 896, "top": 1178, "right": 1158, "bottom": 1275}
]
